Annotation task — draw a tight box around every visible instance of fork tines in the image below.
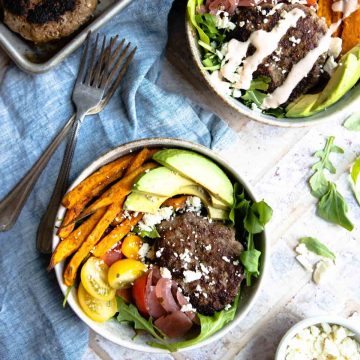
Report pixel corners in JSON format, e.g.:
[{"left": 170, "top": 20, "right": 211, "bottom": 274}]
[{"left": 77, "top": 32, "right": 137, "bottom": 95}]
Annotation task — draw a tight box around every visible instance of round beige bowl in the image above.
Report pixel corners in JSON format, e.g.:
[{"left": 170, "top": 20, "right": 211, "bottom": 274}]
[
  {"left": 52, "top": 138, "right": 268, "bottom": 353},
  {"left": 186, "top": 21, "right": 360, "bottom": 127}
]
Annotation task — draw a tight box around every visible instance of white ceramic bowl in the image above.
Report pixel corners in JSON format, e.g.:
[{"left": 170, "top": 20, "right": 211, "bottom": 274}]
[
  {"left": 52, "top": 138, "right": 269, "bottom": 353},
  {"left": 186, "top": 21, "right": 360, "bottom": 127},
  {"left": 275, "top": 315, "right": 360, "bottom": 359}
]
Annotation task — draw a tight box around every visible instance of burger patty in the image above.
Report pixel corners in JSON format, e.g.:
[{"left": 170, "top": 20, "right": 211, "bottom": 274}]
[
  {"left": 230, "top": 3, "right": 328, "bottom": 103},
  {"left": 3, "top": 0, "right": 97, "bottom": 43},
  {"left": 154, "top": 212, "right": 244, "bottom": 316}
]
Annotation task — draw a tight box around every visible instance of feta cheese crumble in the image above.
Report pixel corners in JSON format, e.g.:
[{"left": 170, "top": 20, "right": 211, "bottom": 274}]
[
  {"left": 183, "top": 270, "right": 202, "bottom": 283},
  {"left": 285, "top": 323, "right": 360, "bottom": 360},
  {"left": 160, "top": 267, "right": 172, "bottom": 279}
]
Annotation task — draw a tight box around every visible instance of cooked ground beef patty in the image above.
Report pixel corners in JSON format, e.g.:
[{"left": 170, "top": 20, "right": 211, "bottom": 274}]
[
  {"left": 230, "top": 3, "right": 328, "bottom": 103},
  {"left": 154, "top": 212, "right": 244, "bottom": 315},
  {"left": 3, "top": 0, "right": 97, "bottom": 43}
]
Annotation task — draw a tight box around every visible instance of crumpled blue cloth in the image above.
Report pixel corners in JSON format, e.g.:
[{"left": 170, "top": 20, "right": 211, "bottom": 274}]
[{"left": 0, "top": 0, "right": 237, "bottom": 359}]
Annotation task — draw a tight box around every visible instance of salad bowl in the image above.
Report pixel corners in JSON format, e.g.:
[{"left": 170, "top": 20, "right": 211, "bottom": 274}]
[
  {"left": 52, "top": 138, "right": 269, "bottom": 353},
  {"left": 186, "top": 4, "right": 360, "bottom": 128}
]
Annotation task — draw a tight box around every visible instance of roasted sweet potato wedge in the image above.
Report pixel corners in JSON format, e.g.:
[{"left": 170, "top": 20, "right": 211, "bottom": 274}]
[
  {"left": 342, "top": 9, "right": 360, "bottom": 53},
  {"left": 124, "top": 148, "right": 158, "bottom": 176}
]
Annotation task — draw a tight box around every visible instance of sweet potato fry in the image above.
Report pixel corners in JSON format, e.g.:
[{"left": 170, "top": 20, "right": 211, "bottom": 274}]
[
  {"left": 124, "top": 148, "right": 158, "bottom": 176},
  {"left": 57, "top": 197, "right": 90, "bottom": 239},
  {"left": 62, "top": 154, "right": 133, "bottom": 209},
  {"left": 161, "top": 195, "right": 188, "bottom": 210},
  {"left": 92, "top": 213, "right": 143, "bottom": 257},
  {"left": 49, "top": 207, "right": 107, "bottom": 270},
  {"left": 342, "top": 9, "right": 360, "bottom": 53},
  {"left": 317, "top": 0, "right": 342, "bottom": 37},
  {"left": 63, "top": 202, "right": 122, "bottom": 286},
  {"left": 81, "top": 162, "right": 158, "bottom": 216}
]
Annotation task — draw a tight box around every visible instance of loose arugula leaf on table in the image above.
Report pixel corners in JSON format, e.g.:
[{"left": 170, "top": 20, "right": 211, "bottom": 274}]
[
  {"left": 149, "top": 292, "right": 240, "bottom": 351},
  {"left": 317, "top": 183, "right": 354, "bottom": 231},
  {"left": 116, "top": 297, "right": 176, "bottom": 351},
  {"left": 230, "top": 184, "right": 272, "bottom": 286},
  {"left": 350, "top": 157, "right": 360, "bottom": 205},
  {"left": 299, "top": 237, "right": 336, "bottom": 260},
  {"left": 133, "top": 226, "right": 160, "bottom": 239},
  {"left": 343, "top": 113, "right": 360, "bottom": 131},
  {"left": 309, "top": 136, "right": 344, "bottom": 198}
]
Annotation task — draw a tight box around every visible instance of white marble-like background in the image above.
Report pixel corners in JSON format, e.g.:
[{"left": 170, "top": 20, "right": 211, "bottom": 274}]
[{"left": 1, "top": 12, "right": 359, "bottom": 359}]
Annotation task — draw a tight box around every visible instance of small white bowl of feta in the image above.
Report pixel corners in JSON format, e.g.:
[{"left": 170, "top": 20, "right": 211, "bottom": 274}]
[{"left": 275, "top": 316, "right": 360, "bottom": 360}]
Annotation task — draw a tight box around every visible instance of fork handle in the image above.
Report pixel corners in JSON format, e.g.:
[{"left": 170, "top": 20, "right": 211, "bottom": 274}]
[
  {"left": 36, "top": 111, "right": 86, "bottom": 254},
  {"left": 0, "top": 114, "right": 76, "bottom": 232}
]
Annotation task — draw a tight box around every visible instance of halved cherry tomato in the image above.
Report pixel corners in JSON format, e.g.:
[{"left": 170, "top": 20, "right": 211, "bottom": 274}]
[
  {"left": 116, "top": 288, "right": 132, "bottom": 304},
  {"left": 101, "top": 242, "right": 123, "bottom": 267},
  {"left": 108, "top": 259, "right": 147, "bottom": 289},
  {"left": 80, "top": 257, "right": 116, "bottom": 301},
  {"left": 307, "top": 0, "right": 317, "bottom": 6},
  {"left": 132, "top": 273, "right": 149, "bottom": 316},
  {"left": 77, "top": 283, "right": 117, "bottom": 323},
  {"left": 121, "top": 234, "right": 142, "bottom": 259}
]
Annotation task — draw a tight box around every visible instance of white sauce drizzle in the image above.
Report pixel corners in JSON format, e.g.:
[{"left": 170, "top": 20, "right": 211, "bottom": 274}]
[
  {"left": 332, "top": 0, "right": 359, "bottom": 19},
  {"left": 220, "top": 7, "right": 305, "bottom": 89},
  {"left": 262, "top": 29, "right": 333, "bottom": 109}
]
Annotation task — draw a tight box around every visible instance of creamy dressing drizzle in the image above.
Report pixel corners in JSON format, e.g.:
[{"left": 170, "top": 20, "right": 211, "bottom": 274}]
[
  {"left": 220, "top": 7, "right": 306, "bottom": 89},
  {"left": 261, "top": 29, "right": 333, "bottom": 109},
  {"left": 332, "top": 0, "right": 359, "bottom": 19}
]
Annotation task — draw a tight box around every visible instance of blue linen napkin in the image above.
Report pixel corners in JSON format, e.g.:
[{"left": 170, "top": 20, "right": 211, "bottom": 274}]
[{"left": 0, "top": 0, "right": 237, "bottom": 359}]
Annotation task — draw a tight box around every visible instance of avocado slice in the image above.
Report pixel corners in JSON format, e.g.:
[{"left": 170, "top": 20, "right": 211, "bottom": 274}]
[
  {"left": 124, "top": 185, "right": 229, "bottom": 220},
  {"left": 286, "top": 94, "right": 320, "bottom": 118},
  {"left": 153, "top": 149, "right": 234, "bottom": 206},
  {"left": 314, "top": 52, "right": 360, "bottom": 112},
  {"left": 133, "top": 167, "right": 195, "bottom": 196}
]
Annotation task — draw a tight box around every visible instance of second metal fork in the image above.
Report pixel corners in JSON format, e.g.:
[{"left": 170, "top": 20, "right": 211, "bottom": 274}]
[{"left": 35, "top": 34, "right": 135, "bottom": 253}]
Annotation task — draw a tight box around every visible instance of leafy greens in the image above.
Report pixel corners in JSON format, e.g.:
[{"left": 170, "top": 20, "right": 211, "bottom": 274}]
[
  {"left": 133, "top": 226, "right": 160, "bottom": 239},
  {"left": 230, "top": 184, "right": 272, "bottom": 286},
  {"left": 350, "top": 157, "right": 360, "bottom": 206},
  {"left": 343, "top": 113, "right": 360, "bottom": 131},
  {"left": 309, "top": 136, "right": 353, "bottom": 231},
  {"left": 299, "top": 237, "right": 336, "bottom": 260}
]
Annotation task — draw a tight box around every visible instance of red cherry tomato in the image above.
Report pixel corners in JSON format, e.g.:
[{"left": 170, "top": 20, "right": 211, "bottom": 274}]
[
  {"left": 132, "top": 273, "right": 149, "bottom": 317},
  {"left": 116, "top": 288, "right": 132, "bottom": 304},
  {"left": 307, "top": 0, "right": 317, "bottom": 6},
  {"left": 100, "top": 243, "right": 123, "bottom": 267}
]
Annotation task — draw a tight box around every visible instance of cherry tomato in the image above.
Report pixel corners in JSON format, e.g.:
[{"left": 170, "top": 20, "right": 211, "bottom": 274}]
[
  {"left": 132, "top": 273, "right": 149, "bottom": 317},
  {"left": 121, "top": 234, "right": 142, "bottom": 259},
  {"left": 108, "top": 259, "right": 147, "bottom": 289},
  {"left": 101, "top": 242, "right": 123, "bottom": 267},
  {"left": 307, "top": 0, "right": 317, "bottom": 6}
]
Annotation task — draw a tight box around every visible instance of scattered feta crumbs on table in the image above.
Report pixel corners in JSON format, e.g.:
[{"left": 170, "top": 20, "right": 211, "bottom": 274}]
[
  {"left": 160, "top": 267, "right": 172, "bottom": 279},
  {"left": 312, "top": 259, "right": 335, "bottom": 285},
  {"left": 285, "top": 323, "right": 360, "bottom": 360}
]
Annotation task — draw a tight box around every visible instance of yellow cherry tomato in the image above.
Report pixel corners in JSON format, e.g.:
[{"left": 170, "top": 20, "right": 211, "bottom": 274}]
[
  {"left": 107, "top": 259, "right": 147, "bottom": 289},
  {"left": 77, "top": 283, "right": 117, "bottom": 323},
  {"left": 121, "top": 234, "right": 142, "bottom": 259},
  {"left": 80, "top": 257, "right": 116, "bottom": 301}
]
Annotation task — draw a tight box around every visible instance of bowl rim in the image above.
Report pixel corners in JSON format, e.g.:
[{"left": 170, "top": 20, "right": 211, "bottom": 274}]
[
  {"left": 275, "top": 315, "right": 360, "bottom": 359},
  {"left": 52, "top": 137, "right": 269, "bottom": 353},
  {"left": 185, "top": 19, "right": 360, "bottom": 128}
]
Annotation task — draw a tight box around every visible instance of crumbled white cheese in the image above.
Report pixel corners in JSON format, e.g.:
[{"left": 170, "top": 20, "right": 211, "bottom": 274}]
[
  {"left": 185, "top": 196, "right": 202, "bottom": 213},
  {"left": 324, "top": 56, "right": 338, "bottom": 76},
  {"left": 204, "top": 244, "right": 212, "bottom": 251},
  {"left": 222, "top": 256, "right": 230, "bottom": 263},
  {"left": 138, "top": 243, "right": 150, "bottom": 259},
  {"left": 285, "top": 323, "right": 360, "bottom": 360},
  {"left": 224, "top": 304, "right": 231, "bottom": 311},
  {"left": 200, "top": 263, "right": 210, "bottom": 274},
  {"left": 180, "top": 303, "right": 196, "bottom": 313},
  {"left": 137, "top": 206, "right": 173, "bottom": 232},
  {"left": 214, "top": 11, "right": 236, "bottom": 31},
  {"left": 155, "top": 247, "right": 164, "bottom": 258},
  {"left": 313, "top": 260, "right": 335, "bottom": 285},
  {"left": 179, "top": 248, "right": 192, "bottom": 263},
  {"left": 296, "top": 255, "right": 313, "bottom": 272},
  {"left": 160, "top": 267, "right": 172, "bottom": 279},
  {"left": 328, "top": 37, "right": 342, "bottom": 58},
  {"left": 183, "top": 270, "right": 202, "bottom": 283}
]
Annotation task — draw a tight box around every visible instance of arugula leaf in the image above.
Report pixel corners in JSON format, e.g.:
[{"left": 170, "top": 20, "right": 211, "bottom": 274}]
[
  {"left": 240, "top": 248, "right": 261, "bottom": 274},
  {"left": 63, "top": 285, "right": 74, "bottom": 308},
  {"left": 317, "top": 183, "right": 354, "bottom": 231},
  {"left": 299, "top": 237, "right": 336, "bottom": 260},
  {"left": 241, "top": 77, "right": 271, "bottom": 108},
  {"left": 187, "top": 0, "right": 210, "bottom": 45},
  {"left": 263, "top": 107, "right": 286, "bottom": 118},
  {"left": 309, "top": 136, "right": 344, "bottom": 198},
  {"left": 249, "top": 76, "right": 271, "bottom": 91},
  {"left": 350, "top": 157, "right": 360, "bottom": 205},
  {"left": 344, "top": 113, "right": 360, "bottom": 131},
  {"left": 133, "top": 226, "right": 160, "bottom": 239},
  {"left": 116, "top": 297, "right": 176, "bottom": 351},
  {"left": 150, "top": 291, "right": 240, "bottom": 351}
]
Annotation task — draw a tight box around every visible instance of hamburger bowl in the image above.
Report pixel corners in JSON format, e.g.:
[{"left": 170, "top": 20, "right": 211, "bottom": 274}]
[
  {"left": 52, "top": 138, "right": 268, "bottom": 353},
  {"left": 185, "top": 11, "right": 360, "bottom": 128}
]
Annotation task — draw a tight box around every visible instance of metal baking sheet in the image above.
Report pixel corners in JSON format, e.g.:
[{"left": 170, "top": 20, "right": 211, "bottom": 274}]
[{"left": 0, "top": 0, "right": 133, "bottom": 74}]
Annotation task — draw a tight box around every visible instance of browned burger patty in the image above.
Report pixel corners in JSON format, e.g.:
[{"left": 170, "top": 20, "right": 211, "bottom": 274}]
[
  {"left": 231, "top": 3, "right": 328, "bottom": 103},
  {"left": 3, "top": 0, "right": 97, "bottom": 43},
  {"left": 154, "top": 212, "right": 244, "bottom": 316}
]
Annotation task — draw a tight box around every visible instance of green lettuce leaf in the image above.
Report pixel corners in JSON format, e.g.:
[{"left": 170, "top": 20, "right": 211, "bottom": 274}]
[
  {"left": 350, "top": 157, "right": 360, "bottom": 205},
  {"left": 133, "top": 226, "right": 160, "bottom": 239},
  {"left": 299, "top": 237, "right": 336, "bottom": 260},
  {"left": 187, "top": 0, "right": 210, "bottom": 45}
]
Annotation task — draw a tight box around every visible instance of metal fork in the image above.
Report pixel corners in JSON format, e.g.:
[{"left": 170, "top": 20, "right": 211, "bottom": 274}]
[{"left": 0, "top": 33, "right": 135, "bottom": 246}]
